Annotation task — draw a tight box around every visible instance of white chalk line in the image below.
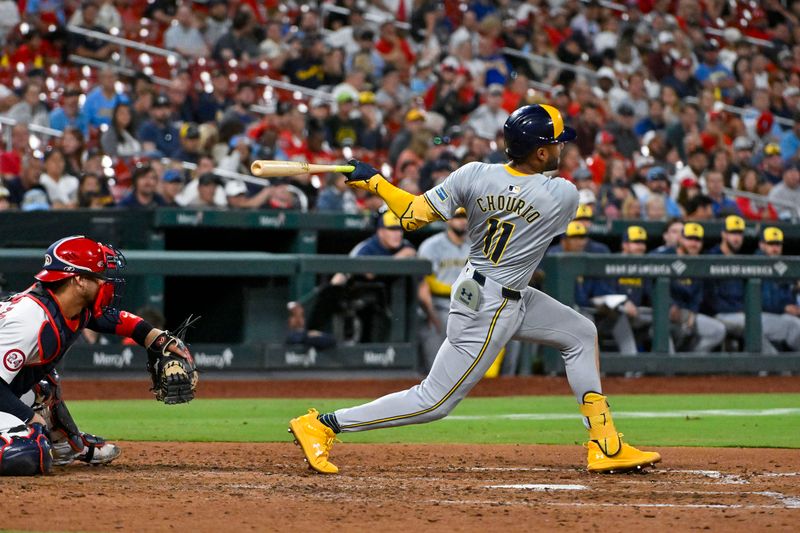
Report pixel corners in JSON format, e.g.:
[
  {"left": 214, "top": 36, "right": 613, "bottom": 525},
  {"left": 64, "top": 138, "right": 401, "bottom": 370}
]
[
  {"left": 447, "top": 407, "right": 800, "bottom": 422},
  {"left": 430, "top": 499, "right": 792, "bottom": 510},
  {"left": 487, "top": 483, "right": 588, "bottom": 491}
]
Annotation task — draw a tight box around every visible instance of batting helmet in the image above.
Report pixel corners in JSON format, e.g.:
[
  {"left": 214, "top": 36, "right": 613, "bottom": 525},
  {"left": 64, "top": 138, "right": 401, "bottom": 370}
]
[
  {"left": 35, "top": 236, "right": 127, "bottom": 320},
  {"left": 503, "top": 104, "right": 577, "bottom": 160}
]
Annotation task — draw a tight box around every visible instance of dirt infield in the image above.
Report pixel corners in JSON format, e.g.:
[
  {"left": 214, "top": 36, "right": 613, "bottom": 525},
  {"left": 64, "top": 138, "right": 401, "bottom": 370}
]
[
  {"left": 2, "top": 376, "right": 795, "bottom": 531},
  {"left": 1, "top": 443, "right": 798, "bottom": 532}
]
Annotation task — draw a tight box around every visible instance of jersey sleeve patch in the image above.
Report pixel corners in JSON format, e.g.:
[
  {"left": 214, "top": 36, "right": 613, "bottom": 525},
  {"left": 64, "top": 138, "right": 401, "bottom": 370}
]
[
  {"left": 2, "top": 349, "right": 25, "bottom": 372},
  {"left": 434, "top": 186, "right": 449, "bottom": 201}
]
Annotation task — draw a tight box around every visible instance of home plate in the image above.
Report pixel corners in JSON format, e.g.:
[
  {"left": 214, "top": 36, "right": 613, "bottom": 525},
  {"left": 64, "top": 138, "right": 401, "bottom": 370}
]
[{"left": 486, "top": 484, "right": 588, "bottom": 491}]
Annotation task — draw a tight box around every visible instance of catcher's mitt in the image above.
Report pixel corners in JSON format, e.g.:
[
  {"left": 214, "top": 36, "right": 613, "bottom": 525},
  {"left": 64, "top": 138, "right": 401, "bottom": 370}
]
[{"left": 147, "top": 315, "right": 200, "bottom": 404}]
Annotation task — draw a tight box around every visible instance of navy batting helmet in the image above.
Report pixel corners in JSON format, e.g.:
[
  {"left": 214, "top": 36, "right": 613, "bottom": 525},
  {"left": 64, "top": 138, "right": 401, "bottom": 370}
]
[{"left": 503, "top": 104, "right": 576, "bottom": 160}]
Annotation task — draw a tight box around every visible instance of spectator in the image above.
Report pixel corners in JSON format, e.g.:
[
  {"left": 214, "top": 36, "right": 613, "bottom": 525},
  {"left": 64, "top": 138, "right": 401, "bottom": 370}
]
[
  {"left": 4, "top": 154, "right": 44, "bottom": 207},
  {"left": 683, "top": 194, "right": 714, "bottom": 221},
  {"left": 138, "top": 94, "right": 180, "bottom": 157},
  {"left": 326, "top": 93, "right": 363, "bottom": 149},
  {"left": 212, "top": 8, "right": 259, "bottom": 62},
  {"left": 77, "top": 171, "right": 114, "bottom": 208},
  {"left": 203, "top": 0, "right": 231, "bottom": 49},
  {"left": 84, "top": 68, "right": 127, "bottom": 129},
  {"left": 651, "top": 218, "right": 683, "bottom": 253},
  {"left": 635, "top": 99, "right": 667, "bottom": 138},
  {"left": 164, "top": 5, "right": 208, "bottom": 58},
  {"left": 761, "top": 143, "right": 785, "bottom": 185},
  {"left": 465, "top": 84, "right": 509, "bottom": 140},
  {"left": 643, "top": 194, "right": 667, "bottom": 221},
  {"left": 173, "top": 123, "right": 202, "bottom": 164},
  {"left": 375, "top": 20, "right": 415, "bottom": 70},
  {"left": 70, "top": 1, "right": 115, "bottom": 60},
  {"left": 176, "top": 165, "right": 227, "bottom": 208},
  {"left": 158, "top": 169, "right": 184, "bottom": 207},
  {"left": 25, "top": 0, "right": 66, "bottom": 28},
  {"left": 282, "top": 34, "right": 327, "bottom": 89},
  {"left": 768, "top": 163, "right": 800, "bottom": 220},
  {"left": 0, "top": 0, "right": 20, "bottom": 45},
  {"left": 665, "top": 103, "right": 701, "bottom": 161},
  {"left": 39, "top": 148, "right": 79, "bottom": 209},
  {"left": 316, "top": 173, "right": 358, "bottom": 213},
  {"left": 60, "top": 127, "right": 85, "bottom": 177},
  {"left": 652, "top": 222, "right": 726, "bottom": 353},
  {"left": 695, "top": 41, "right": 734, "bottom": 92},
  {"left": 388, "top": 108, "right": 427, "bottom": 167},
  {"left": 641, "top": 167, "right": 682, "bottom": 217},
  {"left": 101, "top": 102, "right": 143, "bottom": 157},
  {"left": 48, "top": 86, "right": 89, "bottom": 136},
  {"left": 673, "top": 148, "right": 709, "bottom": 197},
  {"left": 705, "top": 170, "right": 741, "bottom": 217},
  {"left": 779, "top": 111, "right": 800, "bottom": 165},
  {"left": 117, "top": 164, "right": 166, "bottom": 208},
  {"left": 7, "top": 83, "right": 49, "bottom": 129},
  {"left": 68, "top": 0, "right": 120, "bottom": 31},
  {"left": 218, "top": 134, "right": 253, "bottom": 175},
  {"left": 757, "top": 227, "right": 800, "bottom": 352},
  {"left": 587, "top": 130, "right": 623, "bottom": 186},
  {"left": 196, "top": 70, "right": 232, "bottom": 124},
  {"left": 736, "top": 168, "right": 777, "bottom": 221},
  {"left": 424, "top": 59, "right": 479, "bottom": 128},
  {"left": 705, "top": 215, "right": 775, "bottom": 352},
  {"left": 417, "top": 208, "right": 469, "bottom": 371},
  {"left": 730, "top": 136, "right": 755, "bottom": 175},
  {"left": 224, "top": 179, "right": 272, "bottom": 209},
  {"left": 220, "top": 82, "right": 257, "bottom": 128}
]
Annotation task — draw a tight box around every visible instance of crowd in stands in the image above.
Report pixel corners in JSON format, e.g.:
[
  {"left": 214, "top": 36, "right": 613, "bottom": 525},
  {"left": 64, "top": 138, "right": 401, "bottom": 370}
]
[{"left": 0, "top": 0, "right": 797, "bottom": 221}]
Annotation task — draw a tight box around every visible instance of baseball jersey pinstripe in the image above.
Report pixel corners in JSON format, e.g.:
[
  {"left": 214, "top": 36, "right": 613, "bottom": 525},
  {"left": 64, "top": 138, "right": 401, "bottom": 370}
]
[{"left": 423, "top": 162, "right": 579, "bottom": 290}]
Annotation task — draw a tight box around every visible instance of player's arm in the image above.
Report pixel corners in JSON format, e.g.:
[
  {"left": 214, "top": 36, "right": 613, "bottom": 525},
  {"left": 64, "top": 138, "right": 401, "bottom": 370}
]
[
  {"left": 343, "top": 159, "right": 442, "bottom": 231},
  {"left": 425, "top": 275, "right": 452, "bottom": 298},
  {"left": 0, "top": 309, "right": 42, "bottom": 423},
  {"left": 88, "top": 310, "right": 191, "bottom": 360}
]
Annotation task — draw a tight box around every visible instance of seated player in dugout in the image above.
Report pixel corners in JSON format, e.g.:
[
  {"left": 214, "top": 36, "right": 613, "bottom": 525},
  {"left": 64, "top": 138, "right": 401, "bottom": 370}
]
[
  {"left": 572, "top": 204, "right": 611, "bottom": 253},
  {"left": 705, "top": 215, "right": 777, "bottom": 352},
  {"left": 0, "top": 236, "right": 194, "bottom": 476},
  {"left": 756, "top": 227, "right": 800, "bottom": 351},
  {"left": 652, "top": 223, "right": 726, "bottom": 353},
  {"left": 289, "top": 104, "right": 660, "bottom": 475}
]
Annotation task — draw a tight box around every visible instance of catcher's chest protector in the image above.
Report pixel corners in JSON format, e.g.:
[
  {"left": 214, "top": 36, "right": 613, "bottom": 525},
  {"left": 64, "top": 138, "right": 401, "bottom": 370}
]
[{"left": 6, "top": 284, "right": 91, "bottom": 395}]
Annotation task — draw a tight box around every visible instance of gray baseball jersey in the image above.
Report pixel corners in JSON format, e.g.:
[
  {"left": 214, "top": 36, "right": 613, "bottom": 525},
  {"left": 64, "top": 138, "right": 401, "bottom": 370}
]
[
  {"left": 422, "top": 162, "right": 579, "bottom": 290},
  {"left": 418, "top": 232, "right": 470, "bottom": 298},
  {"left": 334, "top": 162, "right": 602, "bottom": 433}
]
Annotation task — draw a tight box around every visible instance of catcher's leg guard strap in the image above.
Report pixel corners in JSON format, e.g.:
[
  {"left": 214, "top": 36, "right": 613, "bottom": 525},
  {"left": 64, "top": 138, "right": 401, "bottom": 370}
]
[{"left": 579, "top": 392, "right": 621, "bottom": 456}]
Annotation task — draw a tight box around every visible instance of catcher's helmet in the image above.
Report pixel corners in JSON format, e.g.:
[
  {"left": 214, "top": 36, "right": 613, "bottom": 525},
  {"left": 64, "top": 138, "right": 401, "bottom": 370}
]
[
  {"left": 503, "top": 104, "right": 577, "bottom": 160},
  {"left": 35, "top": 236, "right": 126, "bottom": 320}
]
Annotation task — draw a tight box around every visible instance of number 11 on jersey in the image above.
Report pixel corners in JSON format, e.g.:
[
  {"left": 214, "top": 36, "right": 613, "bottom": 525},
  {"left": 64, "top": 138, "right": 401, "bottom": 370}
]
[{"left": 482, "top": 217, "right": 515, "bottom": 264}]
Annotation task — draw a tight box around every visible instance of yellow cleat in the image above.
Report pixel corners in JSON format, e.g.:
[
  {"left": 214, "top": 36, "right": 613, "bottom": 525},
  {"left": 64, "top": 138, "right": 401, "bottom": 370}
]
[
  {"left": 288, "top": 408, "right": 339, "bottom": 474},
  {"left": 586, "top": 436, "right": 661, "bottom": 473}
]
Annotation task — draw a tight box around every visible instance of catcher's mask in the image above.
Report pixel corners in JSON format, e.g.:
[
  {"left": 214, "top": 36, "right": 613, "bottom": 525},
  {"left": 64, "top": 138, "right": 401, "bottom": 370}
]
[{"left": 35, "top": 235, "right": 127, "bottom": 322}]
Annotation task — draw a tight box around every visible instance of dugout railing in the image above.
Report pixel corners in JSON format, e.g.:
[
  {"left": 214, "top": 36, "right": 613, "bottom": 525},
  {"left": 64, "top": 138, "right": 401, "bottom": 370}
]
[{"left": 540, "top": 254, "right": 800, "bottom": 375}]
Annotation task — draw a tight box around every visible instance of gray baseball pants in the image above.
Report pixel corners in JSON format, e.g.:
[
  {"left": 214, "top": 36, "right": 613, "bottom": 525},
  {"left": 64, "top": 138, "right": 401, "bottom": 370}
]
[{"left": 335, "top": 263, "right": 601, "bottom": 432}]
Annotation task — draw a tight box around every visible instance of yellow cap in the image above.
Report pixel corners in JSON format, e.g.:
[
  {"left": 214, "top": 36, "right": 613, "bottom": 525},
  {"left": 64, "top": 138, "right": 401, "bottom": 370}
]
[
  {"left": 762, "top": 227, "right": 784, "bottom": 243},
  {"left": 359, "top": 91, "right": 376, "bottom": 104},
  {"left": 575, "top": 204, "right": 593, "bottom": 220},
  {"left": 724, "top": 215, "right": 745, "bottom": 233},
  {"left": 405, "top": 109, "right": 425, "bottom": 122},
  {"left": 566, "top": 221, "right": 588, "bottom": 237},
  {"left": 378, "top": 210, "right": 402, "bottom": 229},
  {"left": 683, "top": 222, "right": 704, "bottom": 239},
  {"left": 624, "top": 226, "right": 647, "bottom": 242}
]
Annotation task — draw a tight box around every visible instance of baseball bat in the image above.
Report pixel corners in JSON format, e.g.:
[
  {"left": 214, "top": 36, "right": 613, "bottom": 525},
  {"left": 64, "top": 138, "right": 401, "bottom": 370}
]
[{"left": 250, "top": 160, "right": 355, "bottom": 177}]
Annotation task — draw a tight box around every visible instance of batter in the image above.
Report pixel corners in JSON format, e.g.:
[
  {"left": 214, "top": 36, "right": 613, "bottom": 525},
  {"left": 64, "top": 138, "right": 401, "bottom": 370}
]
[{"left": 289, "top": 104, "right": 661, "bottom": 474}]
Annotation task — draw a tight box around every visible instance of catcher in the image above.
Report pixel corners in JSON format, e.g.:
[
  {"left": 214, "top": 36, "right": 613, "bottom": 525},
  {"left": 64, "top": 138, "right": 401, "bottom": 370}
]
[{"left": 0, "top": 236, "right": 198, "bottom": 476}]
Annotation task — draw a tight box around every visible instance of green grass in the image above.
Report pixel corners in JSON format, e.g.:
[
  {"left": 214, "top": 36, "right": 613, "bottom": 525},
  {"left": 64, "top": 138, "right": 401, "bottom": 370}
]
[{"left": 68, "top": 393, "right": 800, "bottom": 448}]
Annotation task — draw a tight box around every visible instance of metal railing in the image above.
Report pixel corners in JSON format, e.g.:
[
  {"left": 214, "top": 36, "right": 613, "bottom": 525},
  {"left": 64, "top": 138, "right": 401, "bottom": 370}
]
[
  {"left": 254, "top": 76, "right": 335, "bottom": 102},
  {"left": 500, "top": 47, "right": 600, "bottom": 79},
  {"left": 0, "top": 115, "right": 64, "bottom": 151},
  {"left": 723, "top": 187, "right": 800, "bottom": 222},
  {"left": 66, "top": 24, "right": 187, "bottom": 70},
  {"left": 685, "top": 96, "right": 795, "bottom": 128},
  {"left": 319, "top": 3, "right": 411, "bottom": 31},
  {"left": 68, "top": 54, "right": 172, "bottom": 87}
]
